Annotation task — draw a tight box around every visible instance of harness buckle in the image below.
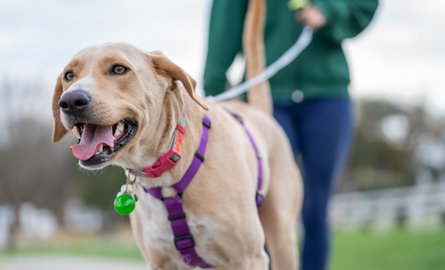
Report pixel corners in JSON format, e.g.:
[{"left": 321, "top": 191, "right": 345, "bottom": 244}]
[
  {"left": 202, "top": 119, "right": 211, "bottom": 129},
  {"left": 256, "top": 191, "right": 264, "bottom": 207},
  {"left": 168, "top": 213, "right": 186, "bottom": 221},
  {"left": 143, "top": 148, "right": 182, "bottom": 178},
  {"left": 174, "top": 234, "right": 195, "bottom": 250}
]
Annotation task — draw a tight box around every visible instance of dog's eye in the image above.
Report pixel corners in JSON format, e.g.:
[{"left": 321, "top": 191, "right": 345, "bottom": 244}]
[
  {"left": 113, "top": 65, "right": 127, "bottom": 74},
  {"left": 64, "top": 72, "right": 74, "bottom": 82}
]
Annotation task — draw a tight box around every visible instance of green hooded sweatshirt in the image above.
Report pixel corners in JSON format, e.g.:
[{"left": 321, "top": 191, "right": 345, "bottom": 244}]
[{"left": 203, "top": 0, "right": 379, "bottom": 102}]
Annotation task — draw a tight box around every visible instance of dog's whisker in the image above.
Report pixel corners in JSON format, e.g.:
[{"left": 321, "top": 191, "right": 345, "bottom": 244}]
[{"left": 60, "top": 133, "right": 76, "bottom": 153}]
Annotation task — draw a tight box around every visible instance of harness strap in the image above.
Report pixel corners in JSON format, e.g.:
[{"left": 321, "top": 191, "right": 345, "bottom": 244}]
[
  {"left": 226, "top": 110, "right": 264, "bottom": 206},
  {"left": 141, "top": 115, "right": 214, "bottom": 269},
  {"left": 172, "top": 116, "right": 210, "bottom": 194},
  {"left": 140, "top": 112, "right": 263, "bottom": 269}
]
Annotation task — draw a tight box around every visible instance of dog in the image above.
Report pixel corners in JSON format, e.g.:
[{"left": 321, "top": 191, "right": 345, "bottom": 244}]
[{"left": 51, "top": 0, "right": 303, "bottom": 269}]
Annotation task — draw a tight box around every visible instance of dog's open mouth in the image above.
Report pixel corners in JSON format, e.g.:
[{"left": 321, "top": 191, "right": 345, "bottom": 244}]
[{"left": 69, "top": 118, "right": 137, "bottom": 168}]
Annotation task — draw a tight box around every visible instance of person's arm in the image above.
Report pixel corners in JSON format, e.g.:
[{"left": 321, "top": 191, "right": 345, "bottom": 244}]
[
  {"left": 203, "top": 0, "right": 249, "bottom": 97},
  {"left": 310, "top": 0, "right": 379, "bottom": 43}
]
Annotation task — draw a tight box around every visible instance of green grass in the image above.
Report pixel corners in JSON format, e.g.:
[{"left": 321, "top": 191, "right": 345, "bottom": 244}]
[
  {"left": 1, "top": 229, "right": 444, "bottom": 269},
  {"left": 0, "top": 238, "right": 144, "bottom": 261},
  {"left": 331, "top": 229, "right": 445, "bottom": 270}
]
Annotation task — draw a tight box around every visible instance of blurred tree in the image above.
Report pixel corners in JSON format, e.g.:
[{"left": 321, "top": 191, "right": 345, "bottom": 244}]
[
  {"left": 0, "top": 78, "right": 128, "bottom": 250},
  {"left": 71, "top": 155, "right": 129, "bottom": 230},
  {"left": 74, "top": 159, "right": 126, "bottom": 210},
  {"left": 339, "top": 99, "right": 445, "bottom": 192},
  {"left": 0, "top": 79, "right": 76, "bottom": 250}
]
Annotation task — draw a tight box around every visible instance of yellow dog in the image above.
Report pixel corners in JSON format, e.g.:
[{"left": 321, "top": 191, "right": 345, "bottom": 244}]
[{"left": 52, "top": 0, "right": 302, "bottom": 269}]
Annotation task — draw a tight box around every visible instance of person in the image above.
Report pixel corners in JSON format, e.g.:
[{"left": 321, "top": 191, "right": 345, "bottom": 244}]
[{"left": 203, "top": 0, "right": 378, "bottom": 269}]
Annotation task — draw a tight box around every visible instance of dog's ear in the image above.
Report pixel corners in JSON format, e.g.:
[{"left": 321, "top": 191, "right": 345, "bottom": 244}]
[
  {"left": 52, "top": 73, "right": 69, "bottom": 143},
  {"left": 150, "top": 52, "right": 209, "bottom": 111}
]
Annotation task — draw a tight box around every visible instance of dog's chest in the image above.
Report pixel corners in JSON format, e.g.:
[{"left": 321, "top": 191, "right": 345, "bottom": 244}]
[{"left": 135, "top": 190, "right": 219, "bottom": 268}]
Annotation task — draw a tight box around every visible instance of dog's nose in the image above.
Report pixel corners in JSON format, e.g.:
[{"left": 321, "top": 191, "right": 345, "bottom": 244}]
[{"left": 58, "top": 90, "right": 91, "bottom": 116}]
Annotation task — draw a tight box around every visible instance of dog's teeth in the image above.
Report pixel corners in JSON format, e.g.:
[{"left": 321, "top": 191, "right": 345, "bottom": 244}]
[
  {"left": 98, "top": 143, "right": 103, "bottom": 153},
  {"left": 96, "top": 151, "right": 100, "bottom": 155},
  {"left": 114, "top": 129, "right": 120, "bottom": 137},
  {"left": 112, "top": 136, "right": 116, "bottom": 140},
  {"left": 117, "top": 121, "right": 124, "bottom": 132}
]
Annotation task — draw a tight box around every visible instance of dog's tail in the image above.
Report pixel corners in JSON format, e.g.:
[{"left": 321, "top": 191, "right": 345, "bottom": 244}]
[{"left": 243, "top": 0, "right": 272, "bottom": 114}]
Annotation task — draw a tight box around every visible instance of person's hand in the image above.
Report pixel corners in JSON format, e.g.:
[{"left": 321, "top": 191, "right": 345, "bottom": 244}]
[{"left": 295, "top": 5, "right": 326, "bottom": 29}]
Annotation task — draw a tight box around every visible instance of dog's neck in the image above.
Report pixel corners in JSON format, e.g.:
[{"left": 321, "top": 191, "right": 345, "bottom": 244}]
[{"left": 114, "top": 89, "right": 203, "bottom": 189}]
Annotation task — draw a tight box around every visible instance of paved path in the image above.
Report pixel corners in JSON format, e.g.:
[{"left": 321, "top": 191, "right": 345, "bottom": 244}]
[{"left": 0, "top": 256, "right": 148, "bottom": 270}]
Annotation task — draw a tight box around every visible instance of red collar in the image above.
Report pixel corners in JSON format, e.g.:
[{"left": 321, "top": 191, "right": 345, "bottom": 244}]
[{"left": 129, "top": 92, "right": 186, "bottom": 178}]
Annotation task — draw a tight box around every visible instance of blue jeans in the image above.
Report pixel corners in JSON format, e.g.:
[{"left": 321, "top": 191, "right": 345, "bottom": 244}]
[{"left": 273, "top": 98, "right": 354, "bottom": 270}]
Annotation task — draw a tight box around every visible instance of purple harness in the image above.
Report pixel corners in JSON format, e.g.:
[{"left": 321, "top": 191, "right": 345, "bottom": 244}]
[{"left": 140, "top": 113, "right": 263, "bottom": 268}]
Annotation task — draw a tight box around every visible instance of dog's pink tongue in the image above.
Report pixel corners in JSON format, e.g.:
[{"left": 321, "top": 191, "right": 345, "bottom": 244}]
[{"left": 70, "top": 124, "right": 114, "bottom": 160}]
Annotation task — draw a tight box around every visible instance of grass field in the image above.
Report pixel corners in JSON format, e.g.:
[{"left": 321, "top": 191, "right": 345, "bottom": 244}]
[
  {"left": 331, "top": 229, "right": 445, "bottom": 270},
  {"left": 2, "top": 229, "right": 444, "bottom": 269},
  {"left": 0, "top": 237, "right": 144, "bottom": 262}
]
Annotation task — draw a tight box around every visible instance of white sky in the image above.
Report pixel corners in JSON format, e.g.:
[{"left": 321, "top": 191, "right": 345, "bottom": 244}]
[
  {"left": 1, "top": 0, "right": 444, "bottom": 117},
  {"left": 345, "top": 0, "right": 445, "bottom": 115}
]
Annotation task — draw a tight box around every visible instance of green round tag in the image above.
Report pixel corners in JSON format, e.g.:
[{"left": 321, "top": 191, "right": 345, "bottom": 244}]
[{"left": 114, "top": 194, "right": 136, "bottom": 215}]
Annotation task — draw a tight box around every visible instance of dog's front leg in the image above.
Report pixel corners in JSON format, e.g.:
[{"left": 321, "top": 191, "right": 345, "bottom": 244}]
[{"left": 212, "top": 250, "right": 269, "bottom": 270}]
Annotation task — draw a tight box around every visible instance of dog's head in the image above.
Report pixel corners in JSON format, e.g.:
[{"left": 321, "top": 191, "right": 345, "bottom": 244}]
[{"left": 52, "top": 42, "right": 208, "bottom": 170}]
